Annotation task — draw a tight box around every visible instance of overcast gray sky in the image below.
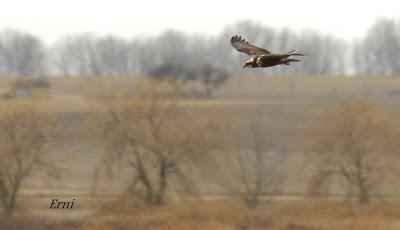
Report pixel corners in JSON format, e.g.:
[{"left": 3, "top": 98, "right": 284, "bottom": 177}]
[{"left": 0, "top": 0, "right": 399, "bottom": 43}]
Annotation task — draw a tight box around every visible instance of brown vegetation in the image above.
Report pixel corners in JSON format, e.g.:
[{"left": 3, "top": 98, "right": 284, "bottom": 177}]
[
  {"left": 306, "top": 99, "right": 400, "bottom": 203},
  {"left": 1, "top": 76, "right": 400, "bottom": 230},
  {"left": 205, "top": 117, "right": 284, "bottom": 209},
  {"left": 81, "top": 199, "right": 400, "bottom": 230},
  {"left": 0, "top": 102, "right": 59, "bottom": 216},
  {"left": 93, "top": 80, "right": 221, "bottom": 204}
]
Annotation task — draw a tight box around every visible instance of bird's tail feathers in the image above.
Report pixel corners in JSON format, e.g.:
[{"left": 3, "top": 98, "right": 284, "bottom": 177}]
[
  {"left": 283, "top": 58, "right": 300, "bottom": 65},
  {"left": 286, "top": 49, "right": 308, "bottom": 56}
]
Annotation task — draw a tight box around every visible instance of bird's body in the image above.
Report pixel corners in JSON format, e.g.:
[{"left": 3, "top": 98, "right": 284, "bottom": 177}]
[{"left": 230, "top": 35, "right": 306, "bottom": 68}]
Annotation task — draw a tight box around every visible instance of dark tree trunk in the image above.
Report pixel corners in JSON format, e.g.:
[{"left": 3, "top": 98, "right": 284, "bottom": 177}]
[{"left": 154, "top": 161, "right": 168, "bottom": 204}]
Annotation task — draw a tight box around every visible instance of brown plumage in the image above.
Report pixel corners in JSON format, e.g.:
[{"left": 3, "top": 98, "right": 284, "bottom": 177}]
[{"left": 230, "top": 35, "right": 306, "bottom": 68}]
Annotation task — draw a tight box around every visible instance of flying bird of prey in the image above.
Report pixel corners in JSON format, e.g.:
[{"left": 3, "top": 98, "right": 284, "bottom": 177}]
[{"left": 231, "top": 35, "right": 306, "bottom": 68}]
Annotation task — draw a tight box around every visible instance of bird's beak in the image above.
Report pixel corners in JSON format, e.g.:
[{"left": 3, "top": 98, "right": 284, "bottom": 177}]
[{"left": 242, "top": 64, "right": 247, "bottom": 68}]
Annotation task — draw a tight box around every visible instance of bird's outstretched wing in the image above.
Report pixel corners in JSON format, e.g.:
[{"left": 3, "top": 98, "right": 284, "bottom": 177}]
[{"left": 231, "top": 35, "right": 271, "bottom": 56}]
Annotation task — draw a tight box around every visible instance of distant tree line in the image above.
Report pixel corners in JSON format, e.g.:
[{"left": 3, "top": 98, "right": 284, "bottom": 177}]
[{"left": 0, "top": 18, "right": 400, "bottom": 77}]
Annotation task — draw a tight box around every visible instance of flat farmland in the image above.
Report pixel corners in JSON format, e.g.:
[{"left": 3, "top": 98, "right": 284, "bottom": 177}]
[{"left": 1, "top": 76, "right": 400, "bottom": 229}]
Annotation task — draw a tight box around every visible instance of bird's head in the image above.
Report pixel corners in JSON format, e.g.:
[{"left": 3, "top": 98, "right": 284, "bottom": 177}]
[{"left": 243, "top": 60, "right": 253, "bottom": 68}]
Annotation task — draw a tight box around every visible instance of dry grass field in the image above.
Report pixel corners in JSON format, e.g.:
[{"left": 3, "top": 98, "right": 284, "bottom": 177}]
[
  {"left": 6, "top": 199, "right": 400, "bottom": 230},
  {"left": 82, "top": 200, "right": 400, "bottom": 230},
  {"left": 1, "top": 75, "right": 400, "bottom": 229}
]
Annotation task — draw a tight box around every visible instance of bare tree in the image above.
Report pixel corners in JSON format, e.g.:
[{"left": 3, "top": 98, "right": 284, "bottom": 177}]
[
  {"left": 0, "top": 102, "right": 59, "bottom": 216},
  {"left": 51, "top": 34, "right": 121, "bottom": 76},
  {"left": 354, "top": 18, "right": 400, "bottom": 76},
  {"left": 232, "top": 125, "right": 283, "bottom": 209},
  {"left": 5, "top": 19, "right": 398, "bottom": 77},
  {"left": 197, "top": 64, "right": 230, "bottom": 98},
  {"left": 50, "top": 35, "right": 140, "bottom": 77},
  {"left": 307, "top": 99, "right": 398, "bottom": 203},
  {"left": 0, "top": 20, "right": 359, "bottom": 77},
  {"left": 283, "top": 31, "right": 346, "bottom": 76},
  {"left": 0, "top": 30, "right": 45, "bottom": 77},
  {"left": 88, "top": 36, "right": 132, "bottom": 76},
  {"left": 206, "top": 118, "right": 283, "bottom": 209},
  {"left": 93, "top": 80, "right": 216, "bottom": 204},
  {"left": 50, "top": 36, "right": 89, "bottom": 76},
  {"left": 155, "top": 30, "right": 189, "bottom": 66},
  {"left": 148, "top": 62, "right": 196, "bottom": 88}
]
